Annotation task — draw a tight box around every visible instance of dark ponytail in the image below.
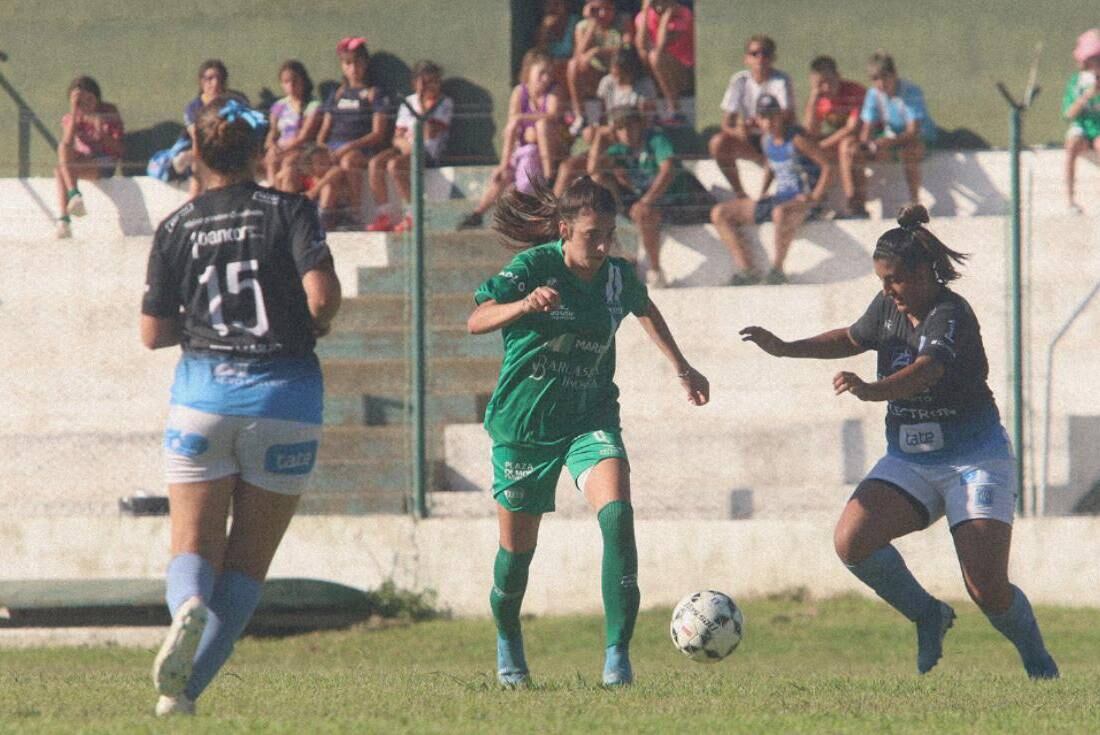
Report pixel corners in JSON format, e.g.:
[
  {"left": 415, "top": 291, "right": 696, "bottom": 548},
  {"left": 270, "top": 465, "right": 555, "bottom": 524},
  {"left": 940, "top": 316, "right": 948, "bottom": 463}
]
[
  {"left": 493, "top": 175, "right": 617, "bottom": 249},
  {"left": 873, "top": 204, "right": 967, "bottom": 283}
]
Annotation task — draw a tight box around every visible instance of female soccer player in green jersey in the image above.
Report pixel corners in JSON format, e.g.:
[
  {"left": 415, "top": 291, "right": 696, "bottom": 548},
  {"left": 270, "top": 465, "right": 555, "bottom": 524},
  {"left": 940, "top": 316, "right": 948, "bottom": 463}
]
[{"left": 469, "top": 175, "right": 709, "bottom": 686}]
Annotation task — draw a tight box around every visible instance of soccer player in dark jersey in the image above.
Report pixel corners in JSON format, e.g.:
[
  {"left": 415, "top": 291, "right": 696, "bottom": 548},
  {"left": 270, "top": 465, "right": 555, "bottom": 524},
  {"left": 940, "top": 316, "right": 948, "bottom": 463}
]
[
  {"left": 141, "top": 98, "right": 341, "bottom": 716},
  {"left": 469, "top": 176, "right": 710, "bottom": 687},
  {"left": 740, "top": 205, "right": 1058, "bottom": 679}
]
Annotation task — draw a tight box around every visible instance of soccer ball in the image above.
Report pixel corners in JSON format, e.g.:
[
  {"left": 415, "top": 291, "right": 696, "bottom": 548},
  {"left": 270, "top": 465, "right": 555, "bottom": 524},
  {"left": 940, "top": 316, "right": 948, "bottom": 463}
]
[{"left": 670, "top": 590, "right": 744, "bottom": 663}]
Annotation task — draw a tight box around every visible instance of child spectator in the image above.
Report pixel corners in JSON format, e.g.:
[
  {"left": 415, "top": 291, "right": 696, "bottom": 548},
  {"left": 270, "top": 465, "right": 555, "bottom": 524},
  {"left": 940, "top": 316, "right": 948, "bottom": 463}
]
[
  {"left": 554, "top": 47, "right": 657, "bottom": 196},
  {"left": 457, "top": 50, "right": 565, "bottom": 230},
  {"left": 300, "top": 145, "right": 353, "bottom": 230},
  {"left": 840, "top": 50, "right": 936, "bottom": 214},
  {"left": 566, "top": 0, "right": 629, "bottom": 135},
  {"left": 1063, "top": 29, "right": 1100, "bottom": 214},
  {"left": 184, "top": 60, "right": 249, "bottom": 199},
  {"left": 634, "top": 0, "right": 695, "bottom": 121},
  {"left": 536, "top": 0, "right": 581, "bottom": 86},
  {"left": 54, "top": 76, "right": 123, "bottom": 239},
  {"left": 589, "top": 106, "right": 714, "bottom": 288},
  {"left": 710, "top": 94, "right": 832, "bottom": 286},
  {"left": 264, "top": 60, "right": 321, "bottom": 192},
  {"left": 709, "top": 34, "right": 795, "bottom": 199},
  {"left": 804, "top": 56, "right": 865, "bottom": 217},
  {"left": 366, "top": 60, "right": 454, "bottom": 232},
  {"left": 317, "top": 36, "right": 394, "bottom": 228}
]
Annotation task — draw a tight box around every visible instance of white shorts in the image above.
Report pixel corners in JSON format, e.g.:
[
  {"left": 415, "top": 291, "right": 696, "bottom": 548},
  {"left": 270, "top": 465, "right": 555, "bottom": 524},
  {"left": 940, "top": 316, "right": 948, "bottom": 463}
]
[
  {"left": 164, "top": 405, "right": 322, "bottom": 495},
  {"left": 864, "top": 454, "right": 1017, "bottom": 528}
]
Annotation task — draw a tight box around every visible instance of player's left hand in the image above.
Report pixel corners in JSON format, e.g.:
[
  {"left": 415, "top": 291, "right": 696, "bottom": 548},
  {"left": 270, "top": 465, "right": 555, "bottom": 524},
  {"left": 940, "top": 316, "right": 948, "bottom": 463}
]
[
  {"left": 680, "top": 366, "right": 709, "bottom": 406},
  {"left": 833, "top": 370, "right": 870, "bottom": 400}
]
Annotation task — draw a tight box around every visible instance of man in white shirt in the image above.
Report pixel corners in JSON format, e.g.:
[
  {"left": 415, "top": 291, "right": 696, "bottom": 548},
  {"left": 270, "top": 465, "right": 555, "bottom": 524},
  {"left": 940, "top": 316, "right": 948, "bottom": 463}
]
[{"left": 707, "top": 35, "right": 795, "bottom": 198}]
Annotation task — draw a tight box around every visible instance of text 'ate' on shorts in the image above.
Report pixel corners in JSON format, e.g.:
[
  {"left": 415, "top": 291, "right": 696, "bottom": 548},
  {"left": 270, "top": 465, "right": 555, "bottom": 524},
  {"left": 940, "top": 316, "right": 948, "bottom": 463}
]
[
  {"left": 491, "top": 428, "right": 629, "bottom": 514},
  {"left": 164, "top": 404, "right": 322, "bottom": 495}
]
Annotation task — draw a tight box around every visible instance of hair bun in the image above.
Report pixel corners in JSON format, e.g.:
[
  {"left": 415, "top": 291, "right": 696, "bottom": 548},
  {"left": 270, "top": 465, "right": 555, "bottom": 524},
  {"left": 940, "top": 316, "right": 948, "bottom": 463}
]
[{"left": 896, "top": 204, "right": 929, "bottom": 230}]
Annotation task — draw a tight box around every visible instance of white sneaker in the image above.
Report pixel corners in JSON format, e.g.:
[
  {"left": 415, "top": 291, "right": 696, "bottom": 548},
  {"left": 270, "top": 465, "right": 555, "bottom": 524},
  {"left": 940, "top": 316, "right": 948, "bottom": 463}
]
[
  {"left": 152, "top": 596, "right": 208, "bottom": 697},
  {"left": 56, "top": 219, "right": 72, "bottom": 239},
  {"left": 155, "top": 694, "right": 196, "bottom": 717},
  {"left": 66, "top": 192, "right": 86, "bottom": 217},
  {"left": 645, "top": 268, "right": 668, "bottom": 289}
]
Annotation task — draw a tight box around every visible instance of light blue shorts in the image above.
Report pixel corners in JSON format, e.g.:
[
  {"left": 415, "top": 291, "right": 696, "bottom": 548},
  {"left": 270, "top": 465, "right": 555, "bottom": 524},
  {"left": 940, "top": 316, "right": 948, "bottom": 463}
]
[
  {"left": 864, "top": 453, "right": 1017, "bottom": 529},
  {"left": 164, "top": 405, "right": 321, "bottom": 495}
]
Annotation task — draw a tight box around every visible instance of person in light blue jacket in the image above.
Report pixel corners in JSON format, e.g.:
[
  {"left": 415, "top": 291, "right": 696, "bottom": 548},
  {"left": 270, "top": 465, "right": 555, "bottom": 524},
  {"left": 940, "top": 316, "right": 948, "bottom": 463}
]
[{"left": 839, "top": 50, "right": 937, "bottom": 217}]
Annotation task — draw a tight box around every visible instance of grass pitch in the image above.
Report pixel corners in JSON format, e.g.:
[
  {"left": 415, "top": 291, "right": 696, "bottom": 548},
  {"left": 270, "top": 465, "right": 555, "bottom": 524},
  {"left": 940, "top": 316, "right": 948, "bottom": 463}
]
[{"left": 2, "top": 593, "right": 1099, "bottom": 734}]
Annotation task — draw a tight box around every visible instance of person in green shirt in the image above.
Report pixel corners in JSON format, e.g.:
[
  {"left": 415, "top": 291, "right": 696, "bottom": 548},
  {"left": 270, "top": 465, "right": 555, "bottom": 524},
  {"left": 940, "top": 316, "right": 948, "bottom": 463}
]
[
  {"left": 469, "top": 175, "right": 709, "bottom": 687},
  {"left": 588, "top": 106, "right": 713, "bottom": 288},
  {"left": 1063, "top": 32, "right": 1100, "bottom": 214}
]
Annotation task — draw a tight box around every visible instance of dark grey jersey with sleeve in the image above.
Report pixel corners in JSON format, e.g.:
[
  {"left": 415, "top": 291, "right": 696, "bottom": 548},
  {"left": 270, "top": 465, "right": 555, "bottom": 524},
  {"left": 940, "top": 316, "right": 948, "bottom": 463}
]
[
  {"left": 142, "top": 182, "right": 332, "bottom": 357},
  {"left": 848, "top": 289, "right": 1006, "bottom": 461}
]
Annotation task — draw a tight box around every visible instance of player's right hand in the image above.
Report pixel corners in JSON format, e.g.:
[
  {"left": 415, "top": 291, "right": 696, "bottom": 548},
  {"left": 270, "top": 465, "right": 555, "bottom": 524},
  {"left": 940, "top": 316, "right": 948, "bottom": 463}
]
[
  {"left": 739, "top": 326, "right": 787, "bottom": 357},
  {"left": 522, "top": 286, "right": 560, "bottom": 314}
]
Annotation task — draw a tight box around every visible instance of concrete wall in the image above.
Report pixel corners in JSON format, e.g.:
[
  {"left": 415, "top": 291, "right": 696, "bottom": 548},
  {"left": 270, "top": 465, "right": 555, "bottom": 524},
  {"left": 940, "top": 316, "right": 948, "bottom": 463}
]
[{"left": 4, "top": 515, "right": 1100, "bottom": 616}]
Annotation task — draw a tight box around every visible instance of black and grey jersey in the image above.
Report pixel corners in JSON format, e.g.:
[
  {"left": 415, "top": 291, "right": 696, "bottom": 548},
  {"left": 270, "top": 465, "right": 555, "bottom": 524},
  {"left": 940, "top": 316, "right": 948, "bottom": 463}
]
[{"left": 142, "top": 182, "right": 332, "bottom": 357}]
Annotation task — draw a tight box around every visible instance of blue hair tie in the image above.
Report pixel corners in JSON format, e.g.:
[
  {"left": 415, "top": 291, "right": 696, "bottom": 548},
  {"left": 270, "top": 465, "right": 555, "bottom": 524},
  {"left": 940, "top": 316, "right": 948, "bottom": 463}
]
[{"left": 218, "top": 99, "right": 268, "bottom": 130}]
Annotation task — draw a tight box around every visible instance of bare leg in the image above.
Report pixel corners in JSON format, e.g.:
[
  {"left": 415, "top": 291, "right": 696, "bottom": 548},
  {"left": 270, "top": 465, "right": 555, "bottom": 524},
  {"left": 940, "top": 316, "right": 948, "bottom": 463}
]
[
  {"left": 221, "top": 480, "right": 301, "bottom": 581},
  {"left": 710, "top": 198, "right": 756, "bottom": 273},
  {"left": 630, "top": 200, "right": 663, "bottom": 274},
  {"left": 368, "top": 148, "right": 399, "bottom": 208},
  {"left": 771, "top": 200, "right": 810, "bottom": 273},
  {"left": 168, "top": 477, "right": 236, "bottom": 570},
  {"left": 339, "top": 149, "right": 370, "bottom": 223},
  {"left": 951, "top": 519, "right": 1013, "bottom": 613},
  {"left": 390, "top": 151, "right": 412, "bottom": 204},
  {"left": 834, "top": 480, "right": 926, "bottom": 565},
  {"left": 899, "top": 139, "right": 925, "bottom": 205},
  {"left": 554, "top": 154, "right": 588, "bottom": 197},
  {"left": 1065, "top": 136, "right": 1088, "bottom": 209}
]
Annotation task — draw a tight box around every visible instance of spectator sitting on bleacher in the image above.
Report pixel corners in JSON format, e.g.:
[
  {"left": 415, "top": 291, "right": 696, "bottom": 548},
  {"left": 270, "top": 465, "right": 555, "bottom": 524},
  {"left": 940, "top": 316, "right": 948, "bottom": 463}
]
[
  {"left": 840, "top": 50, "right": 936, "bottom": 214},
  {"left": 316, "top": 36, "right": 394, "bottom": 229},
  {"left": 184, "top": 60, "right": 250, "bottom": 200},
  {"left": 589, "top": 106, "right": 714, "bottom": 288},
  {"left": 634, "top": 0, "right": 695, "bottom": 122},
  {"left": 710, "top": 93, "right": 831, "bottom": 286},
  {"left": 457, "top": 51, "right": 565, "bottom": 230},
  {"left": 366, "top": 60, "right": 454, "bottom": 233},
  {"left": 803, "top": 55, "right": 866, "bottom": 218},
  {"left": 554, "top": 47, "right": 657, "bottom": 197},
  {"left": 1063, "top": 29, "right": 1100, "bottom": 214},
  {"left": 299, "top": 144, "right": 353, "bottom": 230},
  {"left": 535, "top": 0, "right": 581, "bottom": 86},
  {"left": 264, "top": 60, "right": 321, "bottom": 193},
  {"left": 709, "top": 34, "right": 794, "bottom": 199},
  {"left": 55, "top": 76, "right": 123, "bottom": 239},
  {"left": 566, "top": 0, "right": 629, "bottom": 135}
]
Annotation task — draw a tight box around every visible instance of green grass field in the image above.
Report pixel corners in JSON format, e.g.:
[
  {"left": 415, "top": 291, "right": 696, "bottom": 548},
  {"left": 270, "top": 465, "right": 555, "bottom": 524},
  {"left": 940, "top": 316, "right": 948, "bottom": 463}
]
[{"left": 3, "top": 593, "right": 1098, "bottom": 733}]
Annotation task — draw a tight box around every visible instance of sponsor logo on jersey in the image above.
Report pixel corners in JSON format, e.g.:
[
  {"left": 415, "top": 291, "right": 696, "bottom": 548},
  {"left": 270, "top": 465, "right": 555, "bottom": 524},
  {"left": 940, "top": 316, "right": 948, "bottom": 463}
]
[
  {"left": 163, "top": 203, "right": 195, "bottom": 234},
  {"left": 890, "top": 349, "right": 913, "bottom": 372},
  {"left": 976, "top": 487, "right": 994, "bottom": 507},
  {"left": 605, "top": 264, "right": 624, "bottom": 316},
  {"left": 264, "top": 441, "right": 318, "bottom": 475},
  {"left": 499, "top": 270, "right": 526, "bottom": 293},
  {"left": 549, "top": 307, "right": 576, "bottom": 321},
  {"left": 251, "top": 190, "right": 282, "bottom": 206},
  {"left": 189, "top": 225, "right": 259, "bottom": 254},
  {"left": 164, "top": 428, "right": 209, "bottom": 457}
]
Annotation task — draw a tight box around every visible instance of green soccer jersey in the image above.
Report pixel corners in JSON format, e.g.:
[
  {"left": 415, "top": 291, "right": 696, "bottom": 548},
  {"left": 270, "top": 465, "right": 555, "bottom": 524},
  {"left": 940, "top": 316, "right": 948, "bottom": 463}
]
[
  {"left": 1062, "top": 72, "right": 1100, "bottom": 139},
  {"left": 474, "top": 240, "right": 649, "bottom": 446}
]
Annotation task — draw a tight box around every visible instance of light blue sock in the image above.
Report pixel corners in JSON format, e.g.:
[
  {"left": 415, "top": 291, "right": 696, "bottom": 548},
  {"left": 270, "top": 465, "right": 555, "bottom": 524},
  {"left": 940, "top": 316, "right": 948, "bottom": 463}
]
[
  {"left": 845, "top": 545, "right": 936, "bottom": 622},
  {"left": 986, "top": 585, "right": 1058, "bottom": 678},
  {"left": 184, "top": 571, "right": 264, "bottom": 700},
  {"left": 165, "top": 553, "right": 216, "bottom": 616}
]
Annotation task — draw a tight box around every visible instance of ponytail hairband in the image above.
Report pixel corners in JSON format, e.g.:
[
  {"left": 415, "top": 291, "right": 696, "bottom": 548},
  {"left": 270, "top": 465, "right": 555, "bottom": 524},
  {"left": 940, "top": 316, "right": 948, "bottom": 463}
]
[
  {"left": 217, "top": 99, "right": 268, "bottom": 131},
  {"left": 337, "top": 36, "right": 368, "bottom": 53}
]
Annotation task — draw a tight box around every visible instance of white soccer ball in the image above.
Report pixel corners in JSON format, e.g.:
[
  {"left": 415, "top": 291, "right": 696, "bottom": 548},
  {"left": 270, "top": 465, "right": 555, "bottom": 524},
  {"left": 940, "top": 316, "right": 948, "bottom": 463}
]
[{"left": 670, "top": 590, "right": 744, "bottom": 663}]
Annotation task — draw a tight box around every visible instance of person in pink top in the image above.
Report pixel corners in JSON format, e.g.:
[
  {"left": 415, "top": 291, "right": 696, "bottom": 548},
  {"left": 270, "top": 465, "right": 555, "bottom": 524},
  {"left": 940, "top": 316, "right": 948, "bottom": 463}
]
[
  {"left": 55, "top": 76, "right": 124, "bottom": 239},
  {"left": 634, "top": 0, "right": 694, "bottom": 121},
  {"left": 803, "top": 56, "right": 867, "bottom": 217}
]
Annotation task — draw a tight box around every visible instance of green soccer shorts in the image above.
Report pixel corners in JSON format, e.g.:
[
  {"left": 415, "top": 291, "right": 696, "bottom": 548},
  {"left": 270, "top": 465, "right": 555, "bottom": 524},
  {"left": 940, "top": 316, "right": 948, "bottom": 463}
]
[{"left": 490, "top": 429, "right": 629, "bottom": 514}]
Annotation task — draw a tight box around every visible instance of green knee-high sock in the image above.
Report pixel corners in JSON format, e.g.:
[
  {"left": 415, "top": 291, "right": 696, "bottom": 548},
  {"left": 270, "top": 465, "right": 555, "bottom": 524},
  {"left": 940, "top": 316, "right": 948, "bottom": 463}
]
[
  {"left": 598, "top": 500, "right": 639, "bottom": 647},
  {"left": 489, "top": 547, "right": 535, "bottom": 640}
]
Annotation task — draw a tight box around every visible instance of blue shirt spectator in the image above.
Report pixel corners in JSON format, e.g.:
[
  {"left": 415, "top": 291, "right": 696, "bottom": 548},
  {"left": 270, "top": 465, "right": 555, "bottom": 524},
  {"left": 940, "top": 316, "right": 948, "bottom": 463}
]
[{"left": 860, "top": 79, "right": 937, "bottom": 143}]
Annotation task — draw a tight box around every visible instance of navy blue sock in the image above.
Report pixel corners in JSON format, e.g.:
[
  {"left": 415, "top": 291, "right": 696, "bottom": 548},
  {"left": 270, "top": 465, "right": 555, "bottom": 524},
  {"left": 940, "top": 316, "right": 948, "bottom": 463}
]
[
  {"left": 184, "top": 571, "right": 263, "bottom": 700},
  {"left": 845, "top": 545, "right": 936, "bottom": 622},
  {"left": 164, "top": 553, "right": 216, "bottom": 616},
  {"left": 986, "top": 586, "right": 1053, "bottom": 669}
]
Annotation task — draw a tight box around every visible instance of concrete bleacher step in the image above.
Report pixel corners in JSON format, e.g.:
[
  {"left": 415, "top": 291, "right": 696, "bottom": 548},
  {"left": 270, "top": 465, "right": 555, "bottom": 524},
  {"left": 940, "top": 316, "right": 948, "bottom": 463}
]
[
  {"left": 317, "top": 326, "right": 498, "bottom": 362},
  {"left": 333, "top": 293, "right": 473, "bottom": 330},
  {"left": 322, "top": 356, "right": 499, "bottom": 397},
  {"left": 324, "top": 391, "right": 485, "bottom": 427}
]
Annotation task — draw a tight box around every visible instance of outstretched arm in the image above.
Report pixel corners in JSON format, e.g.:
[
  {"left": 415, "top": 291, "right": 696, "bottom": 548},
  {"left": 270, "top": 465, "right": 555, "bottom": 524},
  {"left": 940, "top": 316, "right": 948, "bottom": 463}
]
[
  {"left": 636, "top": 299, "right": 709, "bottom": 406},
  {"left": 834, "top": 354, "right": 943, "bottom": 402},
  {"left": 740, "top": 326, "right": 865, "bottom": 359},
  {"left": 467, "top": 287, "right": 560, "bottom": 335}
]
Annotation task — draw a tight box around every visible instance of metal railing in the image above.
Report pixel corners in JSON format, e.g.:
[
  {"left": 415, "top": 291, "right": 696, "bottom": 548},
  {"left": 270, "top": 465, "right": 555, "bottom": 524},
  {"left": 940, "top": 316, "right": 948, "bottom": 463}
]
[{"left": 0, "top": 52, "right": 58, "bottom": 177}]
